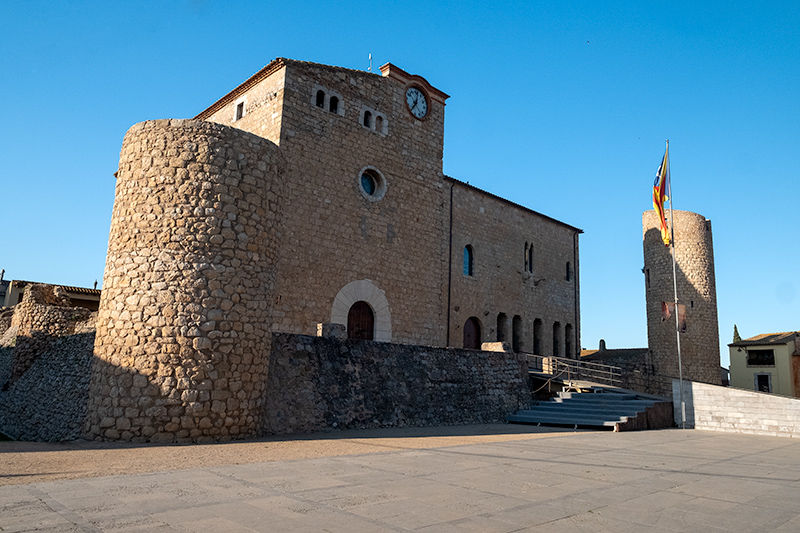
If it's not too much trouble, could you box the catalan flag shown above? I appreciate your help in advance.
[652,143,670,246]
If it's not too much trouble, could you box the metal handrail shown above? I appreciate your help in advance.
[524,353,621,387]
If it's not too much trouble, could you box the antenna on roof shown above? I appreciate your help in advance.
[368,53,372,72]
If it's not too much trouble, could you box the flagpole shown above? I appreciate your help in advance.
[665,139,685,429]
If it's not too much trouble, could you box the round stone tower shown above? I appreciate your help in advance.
[85,119,284,442]
[643,209,721,389]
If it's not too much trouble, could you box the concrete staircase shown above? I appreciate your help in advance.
[507,389,673,431]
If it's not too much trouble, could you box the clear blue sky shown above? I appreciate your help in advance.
[2,1,798,367]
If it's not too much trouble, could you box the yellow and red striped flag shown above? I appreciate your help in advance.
[652,144,670,246]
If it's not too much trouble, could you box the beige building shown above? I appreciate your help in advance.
[729,332,800,396]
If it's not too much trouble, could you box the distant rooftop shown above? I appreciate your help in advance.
[729,332,799,347]
[11,280,100,297]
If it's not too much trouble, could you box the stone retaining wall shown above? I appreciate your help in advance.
[0,284,97,440]
[263,333,529,434]
[0,332,94,440]
[675,379,800,437]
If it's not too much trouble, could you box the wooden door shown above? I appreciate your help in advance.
[463,317,480,349]
[347,301,374,340]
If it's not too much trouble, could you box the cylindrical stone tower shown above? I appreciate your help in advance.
[643,210,721,390]
[85,119,284,443]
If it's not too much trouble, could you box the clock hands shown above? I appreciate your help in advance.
[406,88,426,118]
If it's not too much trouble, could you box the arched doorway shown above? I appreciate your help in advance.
[331,279,392,342]
[512,315,522,352]
[347,301,374,340]
[497,313,507,342]
[533,318,542,355]
[463,317,481,349]
[553,321,562,357]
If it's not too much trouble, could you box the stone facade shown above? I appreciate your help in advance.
[264,333,529,435]
[643,210,721,388]
[448,180,580,356]
[200,60,451,346]
[84,58,581,442]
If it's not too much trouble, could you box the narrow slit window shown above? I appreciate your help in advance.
[235,102,245,121]
[566,261,571,281]
[527,244,534,273]
[524,243,529,272]
[316,90,325,108]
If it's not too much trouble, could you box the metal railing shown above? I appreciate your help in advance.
[525,353,622,387]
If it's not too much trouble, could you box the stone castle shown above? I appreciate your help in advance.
[81,58,582,442]
[0,59,726,442]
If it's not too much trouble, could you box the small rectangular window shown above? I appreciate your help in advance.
[747,349,775,366]
[235,102,245,121]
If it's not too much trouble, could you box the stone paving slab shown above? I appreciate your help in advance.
[3,428,800,531]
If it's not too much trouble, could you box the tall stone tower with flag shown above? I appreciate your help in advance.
[643,209,722,388]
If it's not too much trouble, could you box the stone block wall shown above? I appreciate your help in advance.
[263,333,529,434]
[676,379,800,437]
[201,59,451,347]
[86,119,285,443]
[644,210,720,386]
[448,179,581,355]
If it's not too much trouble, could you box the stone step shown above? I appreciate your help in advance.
[522,404,650,417]
[508,389,666,430]
[557,391,641,401]
[507,412,624,428]
[551,398,657,409]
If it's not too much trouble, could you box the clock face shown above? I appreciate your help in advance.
[406,87,428,119]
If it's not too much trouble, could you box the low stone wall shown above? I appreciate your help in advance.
[263,333,529,434]
[675,379,800,437]
[0,332,94,440]
[6,285,94,387]
[0,284,98,440]
[582,348,674,397]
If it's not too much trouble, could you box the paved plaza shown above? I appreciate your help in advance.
[3,425,800,532]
